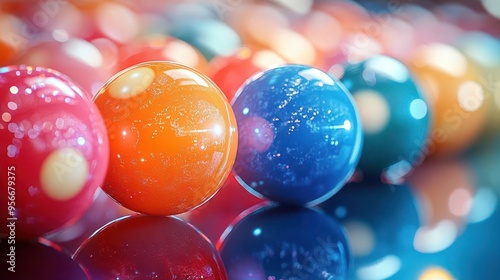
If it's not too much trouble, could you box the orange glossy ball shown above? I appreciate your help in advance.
[93,61,238,215]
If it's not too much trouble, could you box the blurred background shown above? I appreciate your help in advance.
[1,0,499,279]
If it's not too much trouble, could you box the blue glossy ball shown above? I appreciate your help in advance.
[218,205,351,280]
[337,56,430,183]
[232,65,363,205]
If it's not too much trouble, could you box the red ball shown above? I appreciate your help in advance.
[74,215,227,279]
[209,46,286,101]
[117,35,210,74]
[0,65,109,239]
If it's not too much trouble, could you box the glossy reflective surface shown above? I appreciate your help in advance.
[337,55,431,183]
[409,158,475,249]
[0,65,109,239]
[46,189,132,253]
[320,183,420,280]
[0,238,88,280]
[94,61,238,215]
[232,65,363,205]
[186,173,264,243]
[74,215,227,280]
[218,205,351,280]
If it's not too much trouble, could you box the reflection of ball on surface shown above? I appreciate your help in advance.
[320,182,420,280]
[408,158,475,253]
[74,215,227,279]
[0,65,109,239]
[94,61,238,215]
[232,65,363,205]
[218,205,350,280]
[338,56,431,183]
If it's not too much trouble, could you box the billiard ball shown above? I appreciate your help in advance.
[88,2,141,45]
[0,13,23,65]
[224,3,289,48]
[224,2,320,66]
[320,182,420,279]
[12,38,110,98]
[209,46,286,101]
[408,43,487,156]
[218,205,351,280]
[0,65,109,239]
[454,32,500,134]
[336,55,431,183]
[167,18,241,61]
[292,10,343,69]
[93,61,238,215]
[117,35,209,74]
[74,215,227,279]
[232,64,363,205]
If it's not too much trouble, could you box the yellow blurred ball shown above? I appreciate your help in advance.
[408,43,487,156]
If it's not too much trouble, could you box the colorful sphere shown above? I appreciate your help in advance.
[12,38,110,98]
[117,35,209,74]
[93,61,238,215]
[218,205,351,279]
[74,215,227,279]
[0,65,109,239]
[408,43,487,156]
[209,46,286,101]
[232,65,363,205]
[167,18,241,61]
[0,13,24,65]
[337,56,431,183]
[454,32,500,133]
